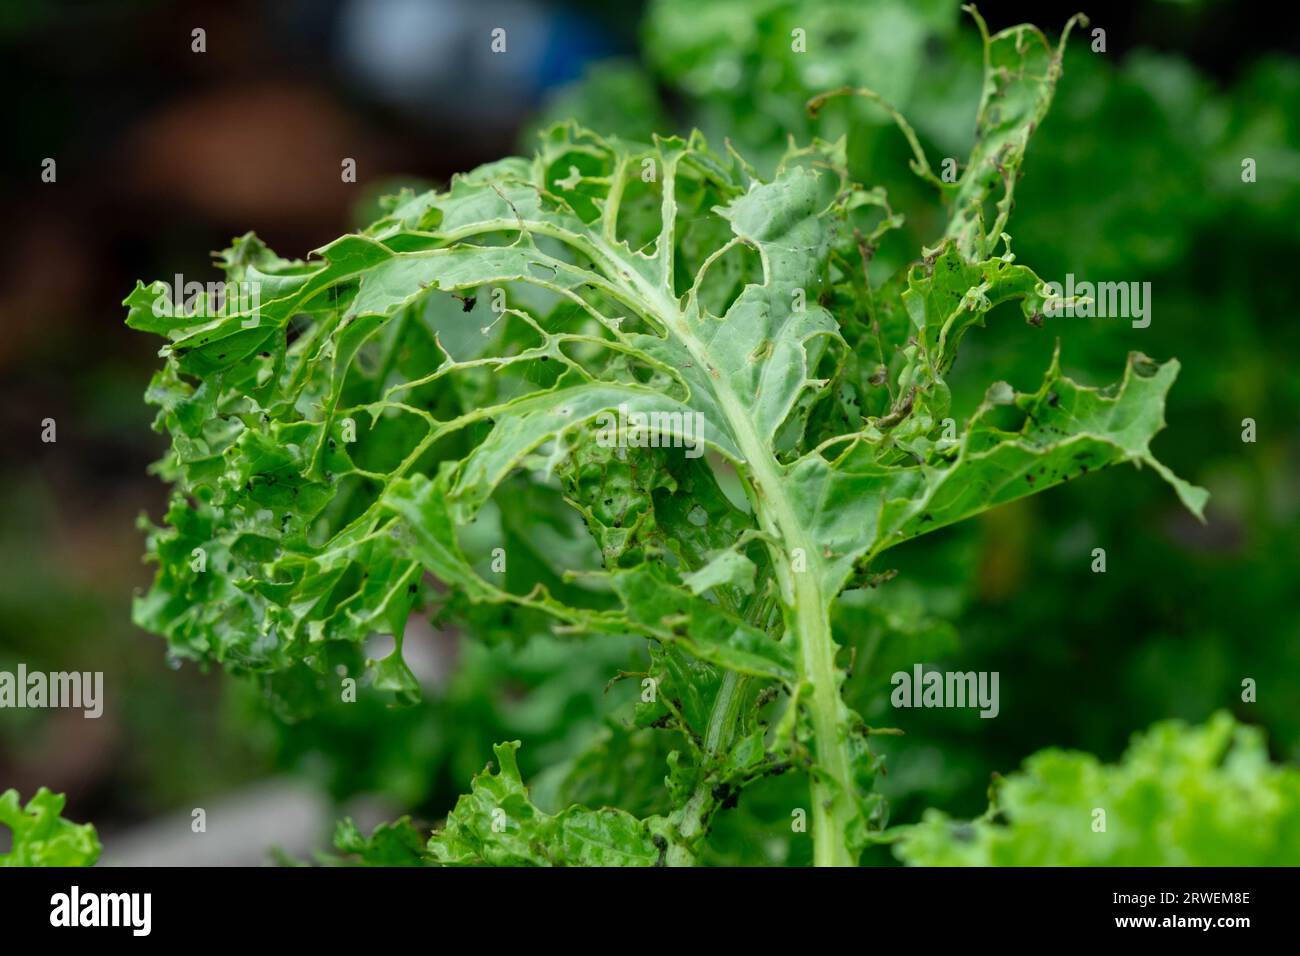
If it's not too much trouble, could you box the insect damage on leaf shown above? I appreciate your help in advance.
[126,8,1205,866]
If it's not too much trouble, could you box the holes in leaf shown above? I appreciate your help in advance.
[613,175,664,253]
[520,350,563,389]
[554,339,681,397]
[704,452,752,516]
[457,230,520,249]
[348,412,428,475]
[694,240,761,317]
[670,173,744,298]
[937,301,1058,422]
[528,260,558,281]
[628,361,660,387]
[544,151,610,224]
[484,474,610,602]
[365,633,398,669]
[312,474,384,547]
[980,401,1030,435]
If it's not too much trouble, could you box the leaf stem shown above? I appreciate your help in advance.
[604,235,860,866]
[666,669,746,866]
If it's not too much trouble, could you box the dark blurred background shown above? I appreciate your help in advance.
[2,0,1298,864]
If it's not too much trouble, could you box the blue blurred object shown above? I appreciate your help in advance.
[336,0,620,129]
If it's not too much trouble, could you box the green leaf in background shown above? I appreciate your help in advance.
[0,788,101,867]
[895,713,1300,865]
[642,0,961,172]
[333,816,429,867]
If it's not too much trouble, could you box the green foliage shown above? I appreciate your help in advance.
[643,0,961,174]
[0,788,101,867]
[333,815,428,867]
[545,0,1300,860]
[426,741,666,866]
[896,713,1300,866]
[127,7,1208,866]
[240,632,645,810]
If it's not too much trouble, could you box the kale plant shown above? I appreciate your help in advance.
[0,789,101,867]
[126,10,1205,866]
[898,712,1300,866]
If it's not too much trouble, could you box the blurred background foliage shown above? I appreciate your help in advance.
[1,0,1297,864]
